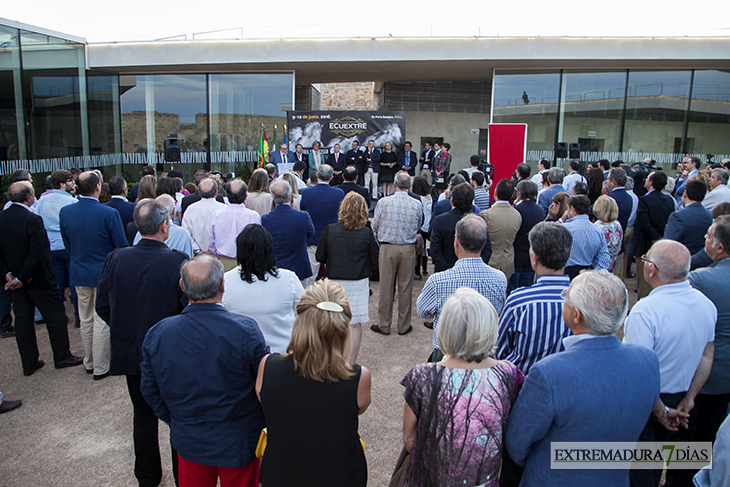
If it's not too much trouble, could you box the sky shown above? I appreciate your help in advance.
[3,0,730,43]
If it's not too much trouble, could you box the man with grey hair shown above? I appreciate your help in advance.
[537,167,566,212]
[300,164,344,286]
[417,214,506,360]
[208,179,261,271]
[141,254,268,483]
[134,194,193,257]
[182,178,226,254]
[262,180,315,284]
[702,168,730,211]
[506,270,662,486]
[498,222,572,374]
[372,171,424,336]
[97,199,188,487]
[624,239,716,487]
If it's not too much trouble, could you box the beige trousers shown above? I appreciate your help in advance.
[377,243,416,334]
[365,169,379,200]
[75,286,110,376]
[218,256,238,273]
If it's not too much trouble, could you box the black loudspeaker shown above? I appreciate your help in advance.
[164,138,181,162]
[556,142,568,159]
[569,143,581,159]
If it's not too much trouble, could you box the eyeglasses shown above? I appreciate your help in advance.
[640,254,659,273]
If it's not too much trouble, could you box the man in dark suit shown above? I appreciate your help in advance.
[292,144,309,179]
[664,178,713,255]
[262,181,315,282]
[362,140,381,198]
[270,143,296,176]
[60,171,128,380]
[96,199,187,487]
[633,170,675,298]
[326,143,345,186]
[430,175,468,233]
[430,183,492,272]
[509,180,546,293]
[397,141,418,176]
[345,140,364,184]
[419,140,435,184]
[606,167,635,278]
[300,165,345,285]
[0,181,83,376]
[338,166,371,208]
[506,270,662,487]
[104,176,136,230]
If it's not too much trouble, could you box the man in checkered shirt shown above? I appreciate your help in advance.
[417,214,507,361]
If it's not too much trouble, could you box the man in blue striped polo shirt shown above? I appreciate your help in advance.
[497,222,573,375]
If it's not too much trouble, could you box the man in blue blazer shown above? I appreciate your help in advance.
[664,179,714,255]
[104,176,136,230]
[505,270,664,487]
[397,141,418,176]
[270,143,295,173]
[300,165,345,285]
[60,171,128,380]
[262,181,315,282]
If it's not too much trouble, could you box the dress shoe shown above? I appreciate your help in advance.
[93,371,111,381]
[423,321,434,329]
[0,329,15,339]
[626,271,636,278]
[74,317,81,328]
[398,325,414,336]
[34,318,46,325]
[0,399,22,414]
[370,324,390,336]
[55,355,84,369]
[85,368,93,374]
[23,360,45,377]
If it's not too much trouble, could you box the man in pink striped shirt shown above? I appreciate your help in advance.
[208,179,261,271]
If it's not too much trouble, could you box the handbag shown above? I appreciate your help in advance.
[388,447,410,487]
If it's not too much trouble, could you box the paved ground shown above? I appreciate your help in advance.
[0,264,640,486]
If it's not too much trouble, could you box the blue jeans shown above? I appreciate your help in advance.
[51,249,78,319]
[507,267,536,295]
[0,287,12,332]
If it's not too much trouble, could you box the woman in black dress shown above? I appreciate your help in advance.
[256,279,372,487]
[379,141,397,197]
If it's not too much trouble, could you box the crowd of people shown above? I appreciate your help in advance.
[0,147,729,487]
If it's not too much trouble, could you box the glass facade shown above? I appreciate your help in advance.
[0,25,24,163]
[493,69,730,172]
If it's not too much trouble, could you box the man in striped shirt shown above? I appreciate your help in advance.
[497,222,573,375]
[560,195,611,279]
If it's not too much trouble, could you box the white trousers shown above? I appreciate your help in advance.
[75,286,110,376]
[304,245,321,289]
[364,169,379,199]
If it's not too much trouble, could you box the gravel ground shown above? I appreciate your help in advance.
[0,262,639,486]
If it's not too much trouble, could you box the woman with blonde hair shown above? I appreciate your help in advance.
[308,141,324,178]
[546,191,570,222]
[281,172,301,210]
[398,287,524,487]
[593,195,623,271]
[256,279,371,487]
[379,141,398,197]
[316,192,378,363]
[245,168,274,217]
[136,174,157,202]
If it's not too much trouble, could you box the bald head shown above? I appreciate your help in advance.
[270,180,291,206]
[647,239,691,284]
[155,194,176,216]
[77,171,101,197]
[198,178,217,199]
[225,179,247,204]
[180,254,225,302]
[7,181,35,206]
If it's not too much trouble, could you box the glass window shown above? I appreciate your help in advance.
[622,70,692,168]
[686,70,730,163]
[120,74,207,178]
[559,71,626,162]
[20,31,86,160]
[492,71,561,166]
[0,25,25,161]
[209,73,293,173]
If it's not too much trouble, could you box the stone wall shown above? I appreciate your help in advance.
[320,82,378,110]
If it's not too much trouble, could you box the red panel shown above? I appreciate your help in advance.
[488,124,527,200]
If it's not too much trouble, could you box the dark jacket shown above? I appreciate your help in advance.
[633,190,675,256]
[262,204,315,280]
[96,239,188,376]
[316,223,378,280]
[397,150,418,176]
[0,204,57,290]
[338,181,371,208]
[663,202,714,255]
[361,149,381,174]
[514,200,546,269]
[141,303,269,469]
[300,183,345,246]
[104,197,137,231]
[430,208,492,272]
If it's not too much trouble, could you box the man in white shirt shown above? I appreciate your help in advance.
[181,178,226,254]
[531,158,550,186]
[702,169,730,210]
[562,160,586,194]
